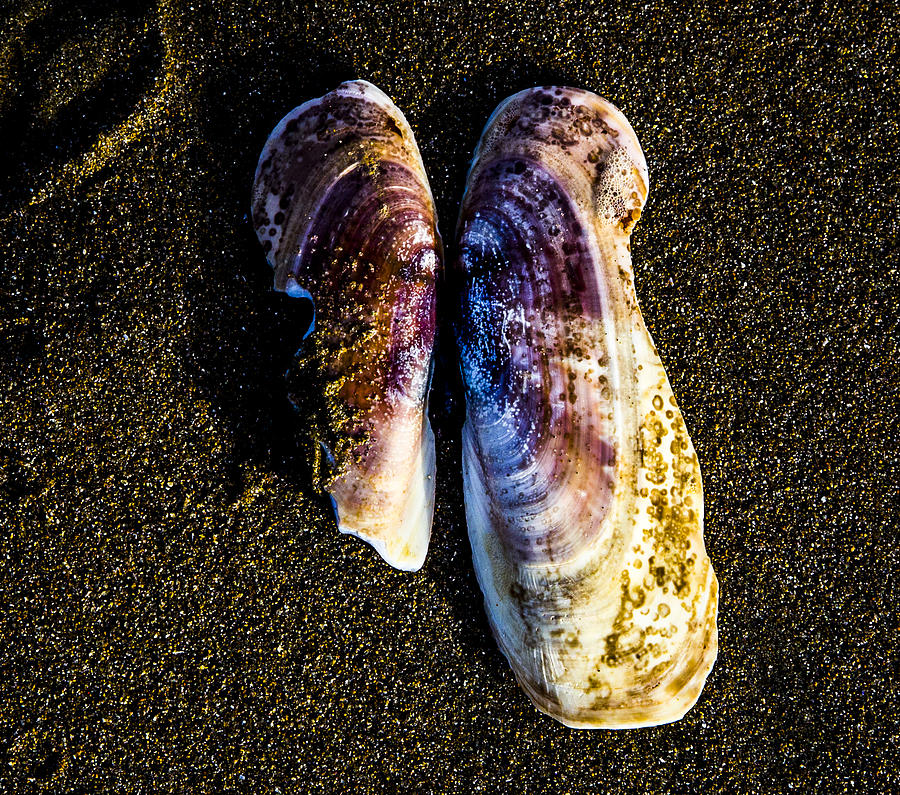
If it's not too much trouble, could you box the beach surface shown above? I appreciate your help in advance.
[1,1,897,792]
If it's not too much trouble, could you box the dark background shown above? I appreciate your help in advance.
[1,1,897,792]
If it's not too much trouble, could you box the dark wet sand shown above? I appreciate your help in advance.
[1,1,897,792]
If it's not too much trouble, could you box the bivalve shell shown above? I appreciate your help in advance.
[252,80,439,571]
[454,87,718,727]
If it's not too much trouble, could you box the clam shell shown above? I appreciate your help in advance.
[455,87,718,727]
[251,80,439,571]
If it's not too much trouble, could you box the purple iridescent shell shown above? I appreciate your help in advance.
[455,87,718,727]
[252,80,439,571]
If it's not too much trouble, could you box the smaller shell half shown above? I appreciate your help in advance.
[251,80,439,571]
[454,87,718,727]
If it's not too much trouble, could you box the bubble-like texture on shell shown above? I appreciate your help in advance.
[455,87,718,727]
[251,81,439,571]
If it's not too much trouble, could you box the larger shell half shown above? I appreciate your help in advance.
[251,80,439,571]
[454,87,718,727]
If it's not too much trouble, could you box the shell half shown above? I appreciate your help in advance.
[454,87,718,727]
[251,80,439,571]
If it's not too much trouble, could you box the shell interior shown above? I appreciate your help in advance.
[455,86,718,728]
[251,80,440,571]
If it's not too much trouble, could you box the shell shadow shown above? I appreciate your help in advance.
[186,40,354,514]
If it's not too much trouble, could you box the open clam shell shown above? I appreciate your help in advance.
[251,80,439,571]
[454,87,718,727]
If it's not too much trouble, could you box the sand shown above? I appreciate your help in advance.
[0,0,897,792]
